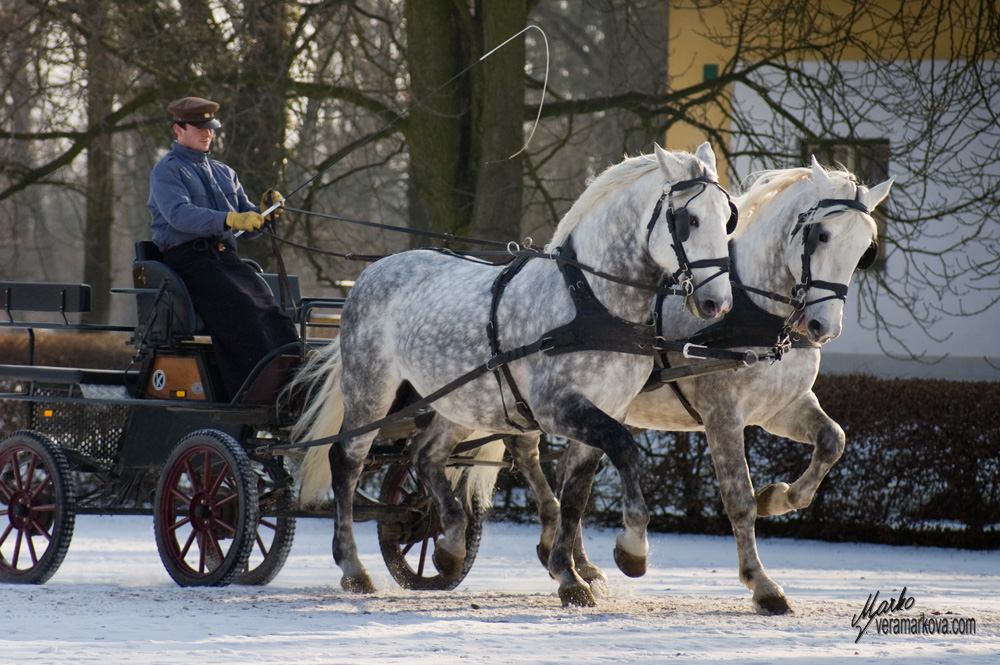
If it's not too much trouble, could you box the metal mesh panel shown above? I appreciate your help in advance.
[30,387,131,464]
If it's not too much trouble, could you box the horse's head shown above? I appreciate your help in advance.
[647,143,734,320]
[786,156,893,343]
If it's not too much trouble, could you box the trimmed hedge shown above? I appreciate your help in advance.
[493,374,1000,550]
[3,332,997,549]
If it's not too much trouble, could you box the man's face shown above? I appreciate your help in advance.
[174,123,215,152]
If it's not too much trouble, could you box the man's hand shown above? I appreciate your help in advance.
[226,210,264,232]
[260,188,284,223]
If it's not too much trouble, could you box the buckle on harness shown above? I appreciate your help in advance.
[682,342,708,359]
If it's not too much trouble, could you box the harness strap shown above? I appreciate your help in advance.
[488,253,541,431]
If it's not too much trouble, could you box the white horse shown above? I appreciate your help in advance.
[293,143,735,605]
[507,158,893,613]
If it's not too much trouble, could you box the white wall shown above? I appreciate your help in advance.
[732,61,1000,381]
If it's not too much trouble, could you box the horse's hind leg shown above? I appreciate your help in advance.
[755,391,845,517]
[329,431,381,593]
[332,354,399,593]
[504,434,561,569]
[705,416,791,615]
[409,417,476,580]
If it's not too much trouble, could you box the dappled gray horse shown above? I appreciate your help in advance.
[294,143,735,604]
[508,158,893,612]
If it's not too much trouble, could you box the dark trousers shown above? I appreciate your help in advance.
[163,240,298,400]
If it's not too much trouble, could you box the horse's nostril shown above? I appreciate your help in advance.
[808,319,825,337]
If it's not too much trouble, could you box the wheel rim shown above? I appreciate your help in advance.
[0,445,58,576]
[158,444,244,578]
[379,464,446,586]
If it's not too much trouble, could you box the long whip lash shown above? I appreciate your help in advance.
[260,24,550,220]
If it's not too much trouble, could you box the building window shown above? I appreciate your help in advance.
[800,138,890,269]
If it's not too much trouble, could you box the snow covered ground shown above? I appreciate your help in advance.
[3,515,998,664]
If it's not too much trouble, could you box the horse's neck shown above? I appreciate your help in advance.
[567,200,660,323]
[732,193,802,316]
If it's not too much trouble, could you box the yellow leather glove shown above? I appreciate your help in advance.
[260,188,284,223]
[225,210,264,232]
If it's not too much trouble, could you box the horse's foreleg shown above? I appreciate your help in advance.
[410,419,475,581]
[705,418,791,615]
[558,442,608,587]
[329,437,378,593]
[504,434,560,569]
[543,398,649,606]
[756,391,845,517]
[549,442,605,606]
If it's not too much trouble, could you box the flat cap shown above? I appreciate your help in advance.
[167,96,222,129]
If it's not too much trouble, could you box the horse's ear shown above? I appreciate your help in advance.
[654,143,683,176]
[861,177,894,212]
[810,155,832,189]
[694,141,717,175]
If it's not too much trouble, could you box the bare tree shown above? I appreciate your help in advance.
[0,0,996,350]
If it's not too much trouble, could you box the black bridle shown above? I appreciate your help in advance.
[644,177,737,296]
[788,189,878,310]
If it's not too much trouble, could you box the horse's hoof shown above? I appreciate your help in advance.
[613,544,647,578]
[753,593,794,616]
[756,482,791,517]
[341,572,377,594]
[576,562,608,586]
[559,583,597,607]
[536,542,551,568]
[432,547,465,581]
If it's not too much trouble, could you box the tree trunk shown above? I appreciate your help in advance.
[403,0,473,241]
[83,0,115,324]
[470,2,527,243]
[222,0,289,269]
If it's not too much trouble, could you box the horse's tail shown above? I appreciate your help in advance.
[446,437,505,515]
[287,337,344,507]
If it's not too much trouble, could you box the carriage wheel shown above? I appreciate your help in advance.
[0,430,76,584]
[236,458,296,586]
[154,430,258,587]
[377,462,485,591]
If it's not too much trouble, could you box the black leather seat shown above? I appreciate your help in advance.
[132,240,206,344]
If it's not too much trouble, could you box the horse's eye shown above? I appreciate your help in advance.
[818,231,830,243]
[689,215,699,228]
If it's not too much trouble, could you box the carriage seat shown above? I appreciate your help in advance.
[132,240,207,344]
[131,241,304,348]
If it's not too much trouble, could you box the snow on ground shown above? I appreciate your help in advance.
[3,515,998,664]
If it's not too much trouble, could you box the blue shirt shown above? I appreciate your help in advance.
[147,142,258,250]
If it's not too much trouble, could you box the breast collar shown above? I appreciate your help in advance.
[673,246,819,352]
[486,243,659,432]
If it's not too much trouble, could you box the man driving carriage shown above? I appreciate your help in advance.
[146,96,298,400]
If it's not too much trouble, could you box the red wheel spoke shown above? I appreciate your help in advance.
[253,532,269,557]
[215,492,239,509]
[259,518,277,532]
[25,530,40,565]
[208,533,224,568]
[183,458,201,492]
[198,533,207,573]
[29,476,52,502]
[208,462,231,496]
[24,454,38,492]
[0,472,14,501]
[415,537,430,577]
[12,454,25,492]
[0,523,13,548]
[210,516,237,536]
[201,452,214,493]
[28,518,52,542]
[179,529,197,558]
[11,529,23,568]
[168,515,192,532]
[169,486,192,504]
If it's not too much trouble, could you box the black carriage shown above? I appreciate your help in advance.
[0,242,491,589]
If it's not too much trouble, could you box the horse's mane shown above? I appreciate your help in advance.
[547,152,680,250]
[734,163,869,235]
